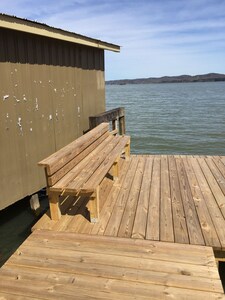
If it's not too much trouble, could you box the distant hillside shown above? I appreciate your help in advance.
[106,73,225,85]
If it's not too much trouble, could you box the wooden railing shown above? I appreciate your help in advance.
[89,107,126,135]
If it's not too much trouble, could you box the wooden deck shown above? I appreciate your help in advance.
[0,230,224,299]
[33,155,225,256]
[1,154,225,299]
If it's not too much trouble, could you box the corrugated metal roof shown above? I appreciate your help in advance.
[0,13,120,52]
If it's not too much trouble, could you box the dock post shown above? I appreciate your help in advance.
[112,119,117,131]
[125,141,130,161]
[119,116,125,135]
[89,107,126,135]
[30,194,41,216]
[112,157,120,181]
[89,186,100,223]
[48,192,61,220]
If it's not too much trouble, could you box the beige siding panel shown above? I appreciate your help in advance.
[0,28,106,210]
[0,62,23,207]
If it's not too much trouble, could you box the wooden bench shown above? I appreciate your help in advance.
[38,123,130,223]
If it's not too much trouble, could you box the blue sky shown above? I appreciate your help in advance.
[1,0,225,80]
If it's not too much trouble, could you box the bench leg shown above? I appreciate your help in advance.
[49,192,61,221]
[112,158,119,181]
[125,142,130,161]
[89,186,100,223]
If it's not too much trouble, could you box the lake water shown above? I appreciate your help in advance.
[106,82,225,155]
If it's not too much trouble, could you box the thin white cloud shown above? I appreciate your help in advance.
[1,0,225,79]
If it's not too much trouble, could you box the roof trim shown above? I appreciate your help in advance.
[0,14,120,52]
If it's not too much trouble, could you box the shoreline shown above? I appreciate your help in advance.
[106,73,225,85]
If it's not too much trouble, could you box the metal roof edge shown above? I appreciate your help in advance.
[0,13,120,52]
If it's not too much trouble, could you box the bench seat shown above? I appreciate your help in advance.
[38,123,130,223]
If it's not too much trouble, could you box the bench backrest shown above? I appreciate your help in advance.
[38,123,110,186]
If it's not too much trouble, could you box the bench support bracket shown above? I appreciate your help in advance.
[89,186,100,223]
[112,158,120,181]
[48,191,61,221]
[125,142,130,161]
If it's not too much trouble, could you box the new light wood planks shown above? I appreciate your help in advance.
[0,230,224,300]
[33,155,225,255]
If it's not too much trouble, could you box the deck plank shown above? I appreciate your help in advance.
[2,258,222,294]
[32,155,225,254]
[176,157,205,245]
[213,156,225,179]
[168,156,189,244]
[146,156,161,240]
[206,158,225,197]
[160,155,174,242]
[198,157,225,219]
[8,244,219,278]
[25,230,217,264]
[0,276,223,300]
[132,156,153,239]
[189,157,225,250]
[118,156,146,237]
[0,231,224,300]
[104,156,139,236]
[183,157,221,249]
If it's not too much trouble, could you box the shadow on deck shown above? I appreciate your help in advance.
[1,154,225,299]
[33,155,225,258]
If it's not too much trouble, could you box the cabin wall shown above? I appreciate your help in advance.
[0,28,105,210]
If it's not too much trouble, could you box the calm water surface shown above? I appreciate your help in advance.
[106,82,225,155]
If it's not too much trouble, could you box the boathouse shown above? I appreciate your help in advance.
[0,14,120,210]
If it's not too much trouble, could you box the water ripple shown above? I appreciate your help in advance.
[106,82,225,155]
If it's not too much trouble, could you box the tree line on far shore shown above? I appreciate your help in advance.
[106,73,225,85]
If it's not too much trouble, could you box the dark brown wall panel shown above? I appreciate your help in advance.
[0,27,105,209]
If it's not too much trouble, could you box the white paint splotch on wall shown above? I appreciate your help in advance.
[3,95,9,101]
[17,117,23,135]
[35,98,39,111]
